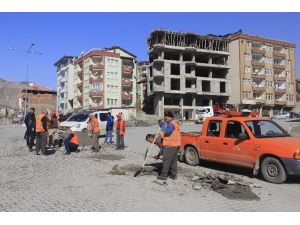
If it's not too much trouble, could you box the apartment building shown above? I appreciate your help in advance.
[54,56,75,114]
[227,31,296,116]
[72,46,136,111]
[136,61,149,110]
[147,29,232,120]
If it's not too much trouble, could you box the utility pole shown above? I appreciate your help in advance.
[8,44,43,121]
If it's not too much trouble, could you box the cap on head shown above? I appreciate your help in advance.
[164,111,174,118]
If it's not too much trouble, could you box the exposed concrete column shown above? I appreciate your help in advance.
[192,96,196,106]
[197,79,202,92]
[180,96,184,119]
[179,52,183,61]
[209,69,213,78]
[180,77,185,91]
[192,54,195,62]
[160,50,164,60]
[161,95,164,118]
[191,66,195,76]
[211,80,220,93]
[180,63,185,75]
[209,99,213,106]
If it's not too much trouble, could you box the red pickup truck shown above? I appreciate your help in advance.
[180,113,300,183]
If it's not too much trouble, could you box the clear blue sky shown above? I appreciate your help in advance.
[0,12,299,90]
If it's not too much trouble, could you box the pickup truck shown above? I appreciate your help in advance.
[180,112,300,184]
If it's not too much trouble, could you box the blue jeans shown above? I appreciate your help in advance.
[104,130,113,143]
[64,140,78,153]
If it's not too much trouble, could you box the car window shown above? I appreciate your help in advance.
[67,114,88,122]
[225,121,248,139]
[207,120,222,137]
[100,113,108,121]
[245,120,288,138]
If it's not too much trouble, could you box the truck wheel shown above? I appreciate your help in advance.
[261,157,287,184]
[184,146,199,166]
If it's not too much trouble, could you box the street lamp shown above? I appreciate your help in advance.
[8,44,43,120]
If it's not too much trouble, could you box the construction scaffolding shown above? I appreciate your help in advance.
[147,29,229,52]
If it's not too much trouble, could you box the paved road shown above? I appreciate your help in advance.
[1,121,300,211]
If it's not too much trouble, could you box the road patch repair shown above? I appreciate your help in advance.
[191,173,260,201]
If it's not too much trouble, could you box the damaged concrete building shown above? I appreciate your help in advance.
[147,29,232,120]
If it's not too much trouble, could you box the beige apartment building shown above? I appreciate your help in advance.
[227,31,296,116]
[72,46,137,111]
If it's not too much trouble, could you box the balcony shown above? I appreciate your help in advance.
[90,64,104,71]
[251,48,266,55]
[273,76,286,82]
[77,82,83,90]
[77,71,84,80]
[251,73,266,80]
[122,67,133,74]
[273,51,286,58]
[251,61,265,67]
[273,64,286,70]
[252,86,265,92]
[274,88,286,93]
[255,98,266,104]
[274,100,287,105]
[89,104,103,110]
[122,92,133,100]
[77,95,83,102]
[89,77,104,83]
[122,80,133,87]
[89,91,104,97]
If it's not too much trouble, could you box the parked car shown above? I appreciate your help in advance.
[180,112,300,184]
[272,113,290,120]
[58,110,111,134]
[195,106,214,124]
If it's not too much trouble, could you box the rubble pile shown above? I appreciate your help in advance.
[192,173,260,201]
[109,164,126,175]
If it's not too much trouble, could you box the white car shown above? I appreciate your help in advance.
[272,113,290,120]
[59,110,111,134]
[195,106,214,123]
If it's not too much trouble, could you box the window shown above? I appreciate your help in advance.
[107,98,110,105]
[207,120,222,137]
[110,99,114,105]
[243,78,251,86]
[225,121,248,139]
[99,113,108,122]
[244,66,251,74]
[115,99,117,105]
[246,120,288,138]
[285,71,290,77]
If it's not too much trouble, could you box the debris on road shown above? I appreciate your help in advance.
[191,173,260,201]
[126,119,152,127]
[109,164,126,175]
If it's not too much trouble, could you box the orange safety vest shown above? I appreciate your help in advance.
[117,119,126,135]
[162,120,181,147]
[70,131,79,145]
[36,113,46,133]
[89,117,100,133]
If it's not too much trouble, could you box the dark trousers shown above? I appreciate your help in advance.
[116,132,124,149]
[160,146,178,177]
[26,128,35,149]
[64,140,78,154]
[35,132,48,155]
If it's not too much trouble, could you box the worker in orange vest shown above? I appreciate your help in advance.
[115,112,126,150]
[88,114,100,152]
[64,128,79,155]
[35,110,49,155]
[157,111,181,180]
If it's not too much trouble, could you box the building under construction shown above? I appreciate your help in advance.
[147,29,232,119]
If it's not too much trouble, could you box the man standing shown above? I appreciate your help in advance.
[157,111,181,180]
[104,112,114,145]
[48,111,59,148]
[88,114,100,152]
[35,111,48,155]
[24,107,36,152]
[64,128,79,154]
[115,112,125,150]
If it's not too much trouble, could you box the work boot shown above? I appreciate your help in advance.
[157,175,167,180]
[169,174,177,180]
[28,148,33,152]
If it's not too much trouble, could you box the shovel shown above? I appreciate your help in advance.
[133,127,161,177]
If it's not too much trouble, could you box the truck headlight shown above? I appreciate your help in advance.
[293,151,300,160]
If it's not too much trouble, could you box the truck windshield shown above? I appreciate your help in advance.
[245,120,289,138]
[67,114,88,122]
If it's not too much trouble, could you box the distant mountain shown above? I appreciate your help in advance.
[0,78,26,109]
